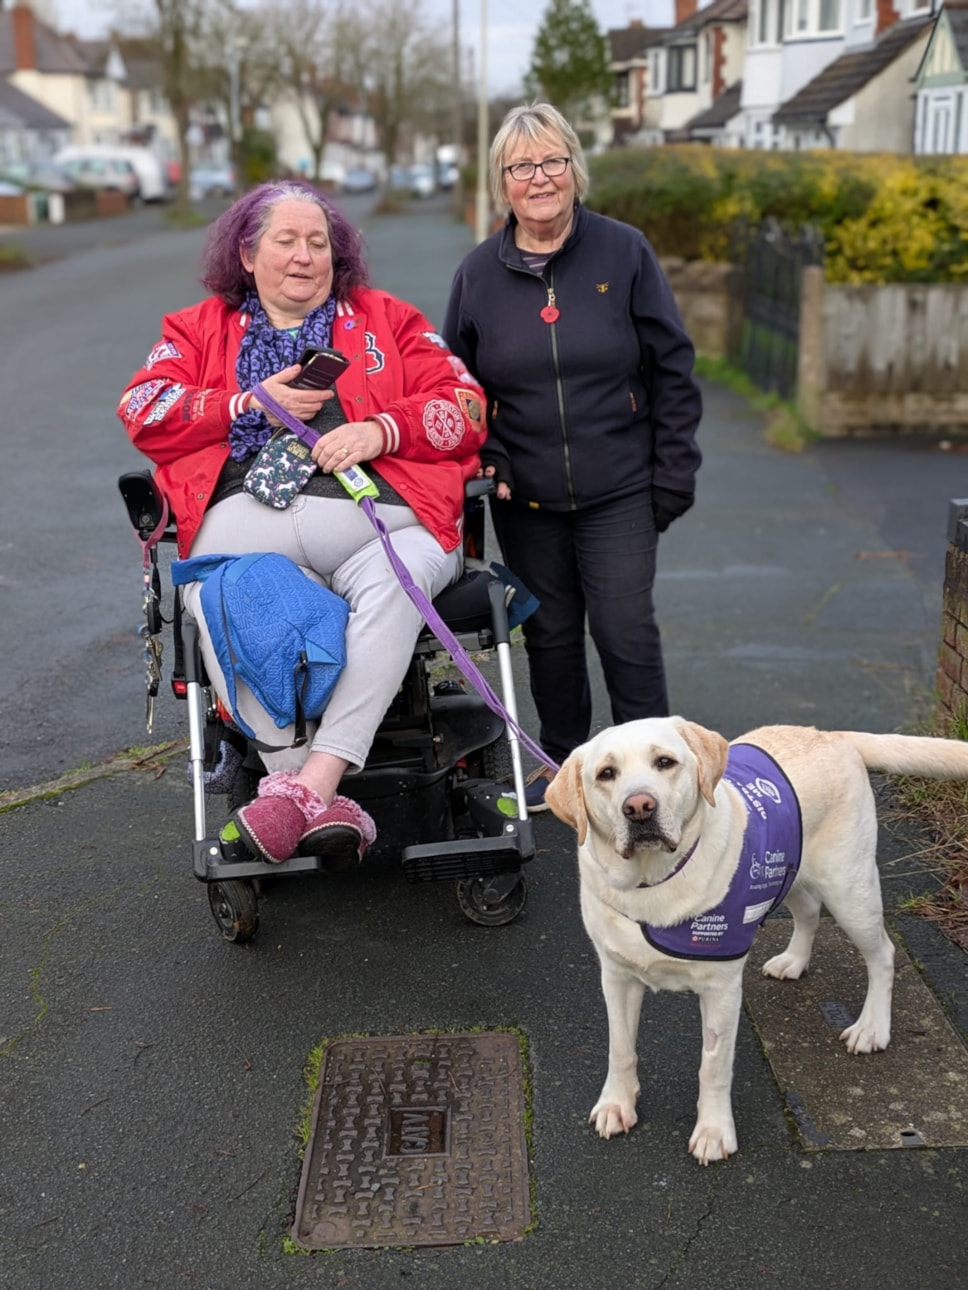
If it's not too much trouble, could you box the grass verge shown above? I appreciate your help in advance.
[694,354,820,453]
[889,710,968,952]
[0,242,35,271]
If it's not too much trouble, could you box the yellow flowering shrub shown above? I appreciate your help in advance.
[587,147,968,284]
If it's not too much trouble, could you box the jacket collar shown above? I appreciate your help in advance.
[498,200,585,269]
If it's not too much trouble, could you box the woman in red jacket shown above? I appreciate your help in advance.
[120,179,485,867]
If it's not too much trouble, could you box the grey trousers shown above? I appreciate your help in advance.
[182,492,461,774]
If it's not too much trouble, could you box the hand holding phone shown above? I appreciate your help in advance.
[291,346,351,391]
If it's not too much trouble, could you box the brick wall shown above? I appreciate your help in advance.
[936,501,968,725]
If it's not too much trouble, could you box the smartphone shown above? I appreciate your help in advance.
[291,346,351,391]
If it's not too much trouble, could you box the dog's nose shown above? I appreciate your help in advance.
[623,792,657,821]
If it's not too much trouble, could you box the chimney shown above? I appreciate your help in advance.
[675,0,698,24]
[630,17,643,25]
[876,0,899,35]
[12,4,37,72]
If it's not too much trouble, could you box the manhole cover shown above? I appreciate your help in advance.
[744,920,968,1149]
[292,1031,531,1249]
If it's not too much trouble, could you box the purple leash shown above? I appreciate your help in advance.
[251,383,557,771]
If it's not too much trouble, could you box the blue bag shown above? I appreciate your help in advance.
[172,552,350,746]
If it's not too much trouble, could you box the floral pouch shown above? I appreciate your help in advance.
[242,431,317,509]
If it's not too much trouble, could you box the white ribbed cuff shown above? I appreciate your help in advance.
[373,412,399,454]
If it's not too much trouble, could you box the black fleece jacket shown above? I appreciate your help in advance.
[442,203,702,511]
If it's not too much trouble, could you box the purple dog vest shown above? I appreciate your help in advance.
[641,743,802,961]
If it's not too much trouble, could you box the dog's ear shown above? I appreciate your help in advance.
[676,719,729,807]
[545,755,588,845]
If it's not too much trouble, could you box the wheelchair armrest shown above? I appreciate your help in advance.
[119,470,169,542]
[464,477,494,500]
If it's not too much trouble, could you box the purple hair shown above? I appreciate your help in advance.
[199,179,369,308]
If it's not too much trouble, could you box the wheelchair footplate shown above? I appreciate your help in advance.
[401,779,535,885]
[192,835,325,883]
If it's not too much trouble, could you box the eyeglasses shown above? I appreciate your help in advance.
[502,156,572,183]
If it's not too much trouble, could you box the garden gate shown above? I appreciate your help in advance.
[731,220,824,400]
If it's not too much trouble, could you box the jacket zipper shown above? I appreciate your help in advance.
[545,266,576,507]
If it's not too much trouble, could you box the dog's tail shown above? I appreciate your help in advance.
[840,731,968,779]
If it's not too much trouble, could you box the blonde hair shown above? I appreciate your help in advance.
[489,102,589,208]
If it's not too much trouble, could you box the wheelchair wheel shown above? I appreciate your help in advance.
[207,879,259,942]
[481,735,514,783]
[456,871,528,927]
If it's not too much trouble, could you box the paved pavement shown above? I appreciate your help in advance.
[2,198,967,1289]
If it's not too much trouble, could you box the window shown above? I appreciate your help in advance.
[650,49,664,95]
[87,78,116,112]
[757,0,770,43]
[667,44,697,91]
[786,0,842,34]
[818,0,840,30]
[615,70,630,108]
[857,0,873,20]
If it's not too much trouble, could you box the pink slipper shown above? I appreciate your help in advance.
[233,771,327,864]
[297,794,377,870]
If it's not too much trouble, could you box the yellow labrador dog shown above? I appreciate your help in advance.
[546,716,968,1165]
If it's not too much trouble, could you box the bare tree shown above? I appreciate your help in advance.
[255,0,367,182]
[152,0,214,209]
[361,0,451,165]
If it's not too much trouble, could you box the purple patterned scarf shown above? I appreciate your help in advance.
[230,292,338,459]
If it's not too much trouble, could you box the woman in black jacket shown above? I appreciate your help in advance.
[443,102,702,811]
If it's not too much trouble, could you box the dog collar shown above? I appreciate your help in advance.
[638,836,700,888]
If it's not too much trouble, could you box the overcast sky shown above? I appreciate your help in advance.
[51,0,674,95]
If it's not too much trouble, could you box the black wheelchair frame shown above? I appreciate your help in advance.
[119,471,535,943]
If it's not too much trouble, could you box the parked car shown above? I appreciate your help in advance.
[1,160,76,193]
[437,162,459,190]
[54,145,169,202]
[341,167,377,194]
[57,154,140,202]
[408,164,436,198]
[188,164,236,199]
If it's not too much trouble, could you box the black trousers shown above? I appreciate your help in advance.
[491,490,668,766]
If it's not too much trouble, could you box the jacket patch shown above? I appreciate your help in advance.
[144,383,186,424]
[455,388,484,433]
[422,330,449,349]
[448,353,474,383]
[422,399,466,450]
[364,331,385,373]
[120,378,165,420]
[145,339,182,369]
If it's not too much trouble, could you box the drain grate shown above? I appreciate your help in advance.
[292,1031,530,1249]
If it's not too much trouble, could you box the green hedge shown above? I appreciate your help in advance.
[586,146,968,284]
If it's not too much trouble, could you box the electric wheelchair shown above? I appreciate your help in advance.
[119,470,535,944]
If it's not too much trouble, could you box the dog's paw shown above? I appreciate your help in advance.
[761,950,808,980]
[840,1018,891,1054]
[589,1099,638,1139]
[688,1120,737,1165]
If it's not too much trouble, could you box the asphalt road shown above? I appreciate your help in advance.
[1,195,967,1289]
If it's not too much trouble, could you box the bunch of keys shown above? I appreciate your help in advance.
[141,626,163,733]
[140,575,163,733]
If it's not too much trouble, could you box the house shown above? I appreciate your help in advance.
[913,2,968,152]
[740,0,937,150]
[636,0,748,144]
[0,73,70,168]
[0,2,94,149]
[772,14,935,149]
[607,19,668,144]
